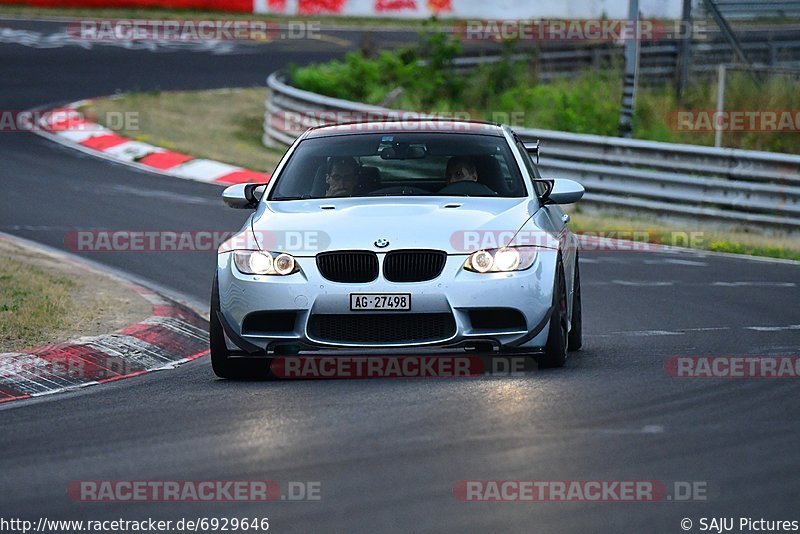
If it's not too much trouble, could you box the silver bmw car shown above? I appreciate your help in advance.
[210,120,584,378]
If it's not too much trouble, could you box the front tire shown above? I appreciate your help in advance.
[567,254,583,352]
[536,258,568,368]
[210,274,269,379]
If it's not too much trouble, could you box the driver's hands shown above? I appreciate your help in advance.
[326,184,350,197]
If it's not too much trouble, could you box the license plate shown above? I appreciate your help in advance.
[350,293,411,311]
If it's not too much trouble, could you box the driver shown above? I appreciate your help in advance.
[325,157,360,197]
[445,157,478,184]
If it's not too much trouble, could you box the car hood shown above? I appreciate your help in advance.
[250,197,540,256]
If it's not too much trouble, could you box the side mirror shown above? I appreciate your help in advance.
[541,179,584,205]
[222,183,267,209]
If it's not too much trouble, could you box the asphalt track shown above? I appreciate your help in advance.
[1,17,799,534]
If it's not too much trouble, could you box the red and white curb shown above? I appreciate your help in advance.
[0,287,209,404]
[0,235,210,404]
[33,100,271,186]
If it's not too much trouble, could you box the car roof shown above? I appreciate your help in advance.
[303,120,506,138]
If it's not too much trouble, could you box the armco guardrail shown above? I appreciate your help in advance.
[517,128,800,227]
[533,35,800,84]
[264,72,800,229]
[699,0,800,20]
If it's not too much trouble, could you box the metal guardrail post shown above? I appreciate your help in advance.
[618,0,640,138]
[676,0,693,101]
[715,63,726,148]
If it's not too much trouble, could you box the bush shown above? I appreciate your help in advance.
[290,30,800,153]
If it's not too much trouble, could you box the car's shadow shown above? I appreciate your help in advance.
[211,350,585,383]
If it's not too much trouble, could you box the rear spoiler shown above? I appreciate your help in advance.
[523,140,540,164]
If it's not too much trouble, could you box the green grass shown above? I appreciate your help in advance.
[290,29,800,153]
[566,209,800,261]
[0,255,76,351]
[82,88,284,173]
[705,240,800,260]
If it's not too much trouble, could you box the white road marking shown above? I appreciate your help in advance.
[713,281,797,287]
[644,258,708,267]
[0,27,247,55]
[745,325,800,332]
[588,324,800,337]
[615,330,685,337]
[595,424,666,435]
[612,280,675,287]
[588,280,797,288]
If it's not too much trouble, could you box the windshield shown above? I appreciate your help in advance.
[269,132,527,200]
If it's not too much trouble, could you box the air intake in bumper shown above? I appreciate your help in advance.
[308,313,456,343]
[242,311,298,334]
[468,308,527,331]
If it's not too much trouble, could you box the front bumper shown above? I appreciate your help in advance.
[216,249,557,353]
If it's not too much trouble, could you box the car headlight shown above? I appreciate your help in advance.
[233,251,299,275]
[463,247,537,273]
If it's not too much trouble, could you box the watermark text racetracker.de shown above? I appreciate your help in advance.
[67,480,321,502]
[64,230,330,254]
[667,110,800,133]
[270,355,539,379]
[455,19,708,42]
[67,18,321,42]
[62,229,707,254]
[271,110,530,133]
[1,353,144,381]
[453,480,709,502]
[0,110,138,132]
[665,356,800,378]
[450,229,706,253]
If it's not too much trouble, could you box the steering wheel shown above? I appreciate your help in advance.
[438,181,497,196]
